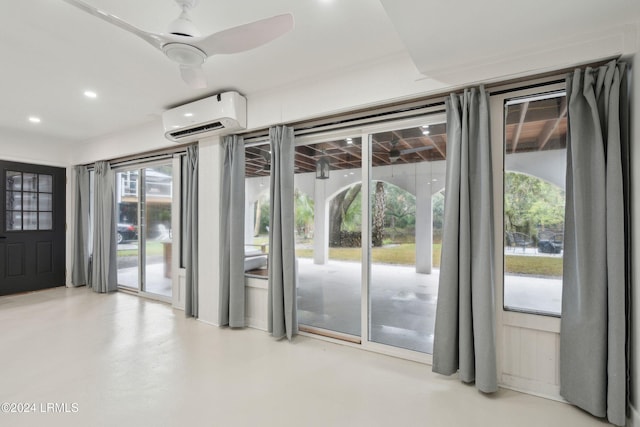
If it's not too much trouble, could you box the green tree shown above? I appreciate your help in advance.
[329,184,362,246]
[294,189,314,239]
[504,172,565,236]
[372,181,386,247]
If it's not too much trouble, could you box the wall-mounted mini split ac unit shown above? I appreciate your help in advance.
[162,91,247,143]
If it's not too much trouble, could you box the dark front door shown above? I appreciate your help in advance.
[0,161,66,295]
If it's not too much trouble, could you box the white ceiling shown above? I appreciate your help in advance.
[1,0,639,145]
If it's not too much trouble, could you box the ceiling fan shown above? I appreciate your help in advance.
[377,140,435,163]
[62,0,295,89]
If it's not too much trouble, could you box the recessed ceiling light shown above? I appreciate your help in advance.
[84,90,98,99]
[184,113,193,117]
[28,117,41,124]
[422,130,430,135]
[346,138,353,144]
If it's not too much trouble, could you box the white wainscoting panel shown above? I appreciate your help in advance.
[245,277,268,331]
[501,324,561,399]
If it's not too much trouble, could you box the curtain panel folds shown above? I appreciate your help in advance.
[560,60,629,426]
[91,161,117,293]
[184,145,199,318]
[268,125,298,340]
[432,86,497,393]
[72,166,90,287]
[219,135,246,327]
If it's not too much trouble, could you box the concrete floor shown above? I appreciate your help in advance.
[298,257,562,353]
[0,287,606,427]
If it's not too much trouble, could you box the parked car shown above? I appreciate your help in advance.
[117,223,138,243]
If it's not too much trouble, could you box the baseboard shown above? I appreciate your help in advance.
[629,404,640,427]
[197,318,219,327]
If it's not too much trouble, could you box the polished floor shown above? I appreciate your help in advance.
[0,287,606,427]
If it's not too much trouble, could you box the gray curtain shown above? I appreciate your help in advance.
[71,166,90,286]
[560,61,629,426]
[184,145,199,318]
[432,86,497,393]
[91,161,117,293]
[268,125,298,340]
[219,135,246,327]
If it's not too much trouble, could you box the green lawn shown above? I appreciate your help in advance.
[296,242,561,276]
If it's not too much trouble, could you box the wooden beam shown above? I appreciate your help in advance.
[537,99,567,150]
[512,101,529,154]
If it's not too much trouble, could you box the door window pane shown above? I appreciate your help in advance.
[6,192,21,210]
[7,171,21,190]
[23,212,37,230]
[369,122,446,354]
[7,211,21,230]
[22,192,37,210]
[39,194,52,211]
[503,93,566,316]
[23,174,36,192]
[295,137,363,338]
[38,212,52,230]
[38,175,53,192]
[143,165,173,297]
[116,164,174,298]
[116,170,140,289]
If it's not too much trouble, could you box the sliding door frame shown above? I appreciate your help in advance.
[295,113,445,364]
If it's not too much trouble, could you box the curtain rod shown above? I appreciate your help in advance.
[241,57,615,145]
[82,143,194,168]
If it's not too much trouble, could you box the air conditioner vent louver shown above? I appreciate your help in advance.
[162,91,247,143]
[169,121,223,139]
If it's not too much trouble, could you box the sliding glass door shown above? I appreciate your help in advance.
[116,162,174,299]
[294,115,446,356]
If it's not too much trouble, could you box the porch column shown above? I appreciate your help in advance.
[415,182,432,274]
[313,179,328,265]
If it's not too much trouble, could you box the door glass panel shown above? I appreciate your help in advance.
[6,192,21,210]
[7,211,21,230]
[38,212,52,230]
[23,174,36,191]
[295,137,362,338]
[116,170,140,289]
[38,175,53,192]
[368,123,446,354]
[143,164,173,297]
[7,171,21,190]
[23,212,37,230]
[23,192,37,210]
[116,165,173,298]
[39,194,52,211]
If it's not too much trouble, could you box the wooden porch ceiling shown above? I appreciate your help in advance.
[245,95,567,178]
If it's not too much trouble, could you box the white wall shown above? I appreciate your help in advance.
[0,128,72,166]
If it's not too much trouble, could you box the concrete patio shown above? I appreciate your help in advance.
[297,257,562,354]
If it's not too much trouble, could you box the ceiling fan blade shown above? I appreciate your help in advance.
[193,13,294,56]
[400,146,435,155]
[180,65,207,89]
[62,0,169,50]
